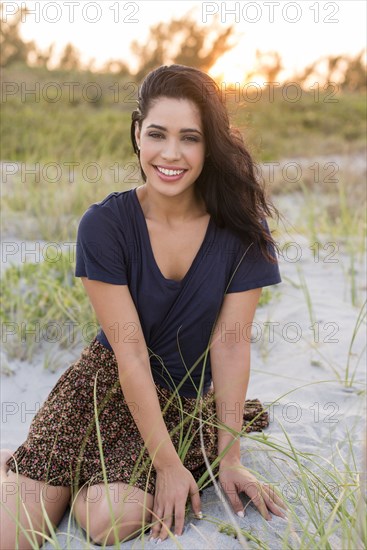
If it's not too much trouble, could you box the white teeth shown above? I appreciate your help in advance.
[156,166,185,176]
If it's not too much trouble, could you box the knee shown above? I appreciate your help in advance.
[89,528,136,546]
[73,492,153,546]
[87,508,149,546]
[71,482,154,545]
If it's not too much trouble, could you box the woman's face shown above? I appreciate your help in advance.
[134,96,206,196]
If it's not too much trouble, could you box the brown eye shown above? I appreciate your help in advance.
[184,136,200,142]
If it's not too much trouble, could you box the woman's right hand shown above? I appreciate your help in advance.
[149,461,202,542]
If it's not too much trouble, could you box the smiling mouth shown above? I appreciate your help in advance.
[154,165,188,176]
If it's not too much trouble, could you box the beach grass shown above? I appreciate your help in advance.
[2,64,366,165]
[0,252,98,364]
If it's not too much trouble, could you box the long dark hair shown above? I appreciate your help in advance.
[130,64,280,262]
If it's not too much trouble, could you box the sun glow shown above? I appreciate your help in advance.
[208,55,248,86]
[208,51,269,87]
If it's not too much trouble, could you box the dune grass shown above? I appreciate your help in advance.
[0,252,97,365]
[2,64,366,165]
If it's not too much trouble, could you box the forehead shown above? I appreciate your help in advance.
[144,97,202,127]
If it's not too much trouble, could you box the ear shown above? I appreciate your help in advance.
[134,121,141,149]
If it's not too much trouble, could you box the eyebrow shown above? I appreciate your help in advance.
[146,124,202,135]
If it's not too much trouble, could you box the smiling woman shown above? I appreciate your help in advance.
[130,65,280,262]
[1,64,285,548]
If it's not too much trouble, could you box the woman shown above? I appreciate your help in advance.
[1,64,287,548]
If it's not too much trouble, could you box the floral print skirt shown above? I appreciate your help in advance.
[6,337,267,497]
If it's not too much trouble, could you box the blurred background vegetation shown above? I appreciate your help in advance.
[1,4,366,363]
[1,4,365,167]
[1,4,366,87]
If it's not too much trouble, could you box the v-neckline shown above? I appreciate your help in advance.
[133,186,212,287]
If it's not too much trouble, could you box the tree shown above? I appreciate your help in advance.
[247,50,283,83]
[58,43,81,71]
[28,43,55,68]
[293,51,367,91]
[131,10,237,82]
[340,49,367,92]
[0,3,36,67]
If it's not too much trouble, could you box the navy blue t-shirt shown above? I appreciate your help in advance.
[75,187,281,397]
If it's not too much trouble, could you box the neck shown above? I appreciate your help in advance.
[136,184,207,225]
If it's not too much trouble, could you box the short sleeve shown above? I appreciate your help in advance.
[225,219,281,293]
[75,204,128,285]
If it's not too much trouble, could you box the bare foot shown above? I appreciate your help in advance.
[0,448,14,477]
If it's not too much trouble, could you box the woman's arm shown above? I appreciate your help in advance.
[81,278,182,470]
[209,288,287,521]
[210,288,262,465]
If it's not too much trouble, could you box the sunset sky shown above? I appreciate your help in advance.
[6,0,367,83]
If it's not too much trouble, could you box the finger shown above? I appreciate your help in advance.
[174,508,186,537]
[158,507,174,542]
[219,480,244,516]
[261,484,288,511]
[260,487,288,519]
[245,481,271,521]
[189,480,202,519]
[149,505,164,540]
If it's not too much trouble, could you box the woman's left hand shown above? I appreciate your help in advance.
[218,459,288,521]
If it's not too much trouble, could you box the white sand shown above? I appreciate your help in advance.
[1,196,366,549]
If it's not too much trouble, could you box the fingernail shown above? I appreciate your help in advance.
[156,538,162,544]
[237,510,245,518]
[195,511,203,519]
[174,533,182,538]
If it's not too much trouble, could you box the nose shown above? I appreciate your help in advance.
[161,138,181,161]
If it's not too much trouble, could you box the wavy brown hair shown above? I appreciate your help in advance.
[130,64,280,262]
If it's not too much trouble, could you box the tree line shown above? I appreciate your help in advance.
[1,3,365,91]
